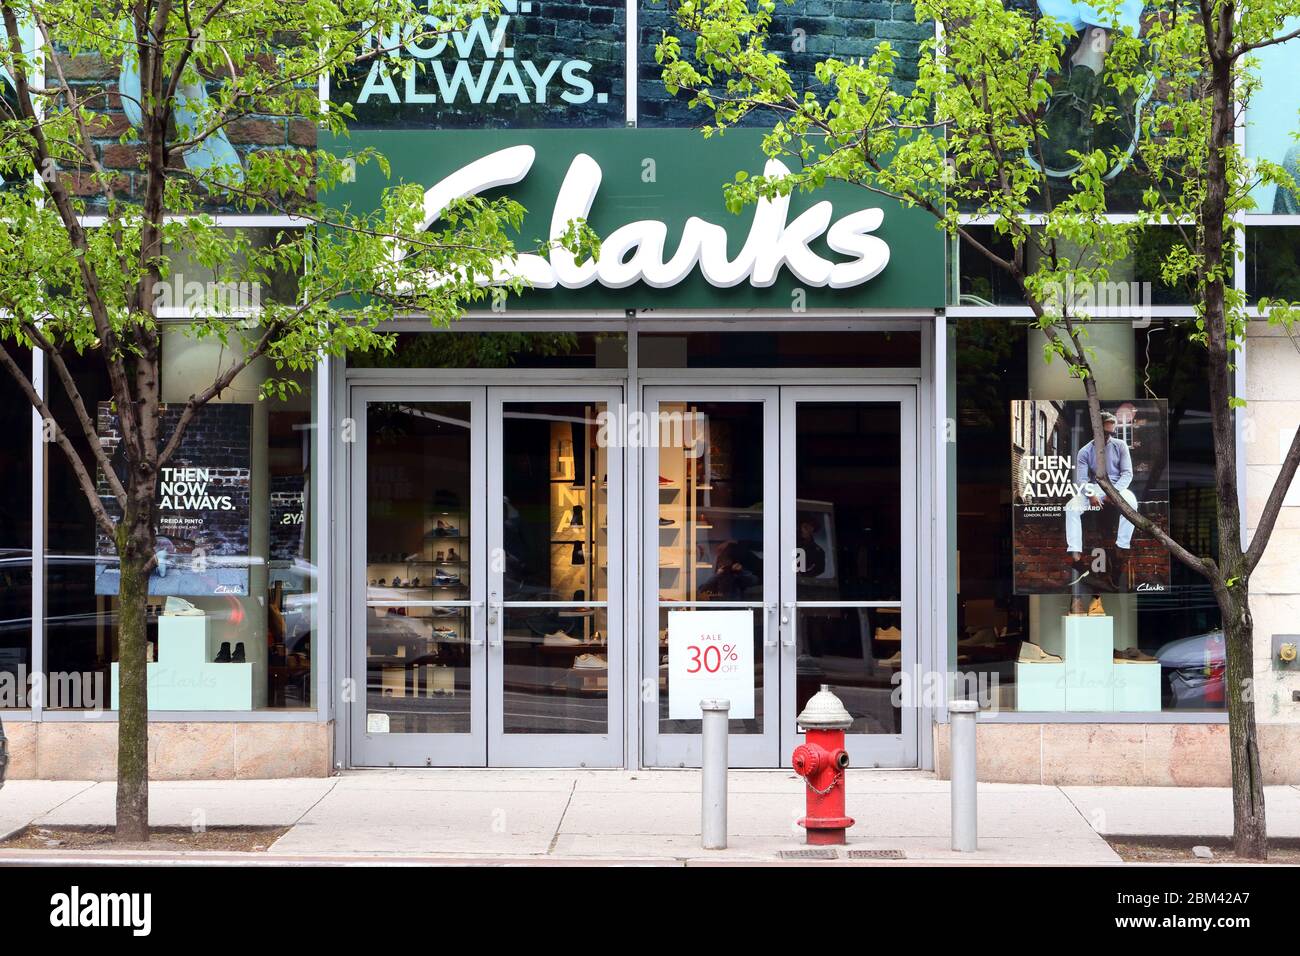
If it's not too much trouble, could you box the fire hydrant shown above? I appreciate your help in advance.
[792,685,854,845]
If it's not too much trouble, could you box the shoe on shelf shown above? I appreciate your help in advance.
[658,475,673,486]
[403,552,422,562]
[433,570,461,586]
[1088,595,1106,617]
[544,631,582,646]
[447,547,460,562]
[163,595,204,617]
[659,517,675,527]
[231,642,246,663]
[215,642,232,663]
[573,653,607,670]
[1114,646,1157,663]
[1018,641,1063,664]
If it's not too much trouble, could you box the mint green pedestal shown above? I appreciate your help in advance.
[1113,662,1162,712]
[111,615,254,711]
[1065,615,1115,712]
[1015,662,1066,711]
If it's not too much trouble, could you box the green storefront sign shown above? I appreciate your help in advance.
[324,128,944,310]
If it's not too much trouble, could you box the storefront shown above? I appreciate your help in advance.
[327,124,945,769]
[2,1,1299,784]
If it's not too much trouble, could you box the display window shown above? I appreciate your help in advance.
[950,318,1223,713]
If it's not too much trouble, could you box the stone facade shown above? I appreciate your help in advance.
[1,720,332,780]
[1244,321,1300,724]
[933,722,1300,786]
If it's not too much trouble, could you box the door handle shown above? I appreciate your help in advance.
[781,602,797,649]
[488,601,503,648]
[468,601,485,648]
[763,602,778,647]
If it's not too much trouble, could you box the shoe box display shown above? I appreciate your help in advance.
[111,610,255,711]
[656,402,740,605]
[528,413,609,690]
[1016,613,1161,712]
[366,487,468,603]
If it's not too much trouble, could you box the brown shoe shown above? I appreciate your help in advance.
[1070,596,1088,616]
[1088,595,1106,616]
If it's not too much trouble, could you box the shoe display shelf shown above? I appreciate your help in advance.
[1017,614,1161,712]
[111,613,254,711]
[657,402,716,604]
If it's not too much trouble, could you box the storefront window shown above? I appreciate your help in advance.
[351,331,627,369]
[44,336,316,712]
[950,318,1222,713]
[1245,228,1300,303]
[951,227,1198,308]
[639,331,921,368]
[0,348,33,709]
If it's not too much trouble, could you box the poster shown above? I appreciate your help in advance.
[667,609,755,720]
[333,0,626,129]
[1011,399,1170,594]
[95,402,253,597]
[1246,17,1300,214]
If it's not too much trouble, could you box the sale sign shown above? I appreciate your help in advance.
[667,609,755,720]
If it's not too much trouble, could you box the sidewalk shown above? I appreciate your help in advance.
[3,771,1300,865]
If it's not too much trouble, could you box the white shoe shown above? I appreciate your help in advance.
[1018,641,1063,664]
[544,631,582,646]
[573,653,607,670]
[163,596,203,617]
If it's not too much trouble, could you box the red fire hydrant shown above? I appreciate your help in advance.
[792,685,854,845]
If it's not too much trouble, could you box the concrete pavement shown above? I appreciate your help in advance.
[2,770,1299,864]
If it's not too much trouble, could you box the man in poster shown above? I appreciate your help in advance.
[1012,398,1170,600]
[1064,411,1138,608]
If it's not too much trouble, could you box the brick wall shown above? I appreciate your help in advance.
[1014,502,1171,592]
[638,0,932,127]
[95,403,252,563]
[49,47,312,212]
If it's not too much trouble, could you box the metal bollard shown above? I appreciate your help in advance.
[949,699,980,852]
[700,698,730,850]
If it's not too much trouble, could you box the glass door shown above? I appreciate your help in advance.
[350,387,486,767]
[641,388,781,767]
[779,387,918,767]
[486,387,624,767]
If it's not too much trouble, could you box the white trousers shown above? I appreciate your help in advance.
[1065,485,1138,553]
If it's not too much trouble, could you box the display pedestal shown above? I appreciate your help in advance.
[1064,615,1115,711]
[111,615,254,711]
[1113,661,1162,711]
[1015,661,1066,711]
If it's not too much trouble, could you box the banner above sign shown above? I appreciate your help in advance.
[323,128,945,311]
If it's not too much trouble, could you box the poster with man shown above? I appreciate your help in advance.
[95,402,253,597]
[1012,399,1170,595]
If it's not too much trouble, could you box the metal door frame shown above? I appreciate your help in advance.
[778,385,919,768]
[640,386,782,767]
[348,386,488,767]
[486,385,625,767]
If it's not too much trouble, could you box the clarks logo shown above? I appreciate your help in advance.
[1136,583,1166,592]
[398,145,891,293]
[50,886,151,936]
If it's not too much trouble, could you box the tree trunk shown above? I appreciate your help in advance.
[114,506,154,843]
[1219,583,1268,858]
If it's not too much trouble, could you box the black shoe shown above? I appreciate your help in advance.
[571,542,585,566]
[231,642,246,663]
[215,642,232,663]
[571,505,584,528]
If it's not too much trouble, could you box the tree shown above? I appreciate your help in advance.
[0,0,590,842]
[656,0,1300,857]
